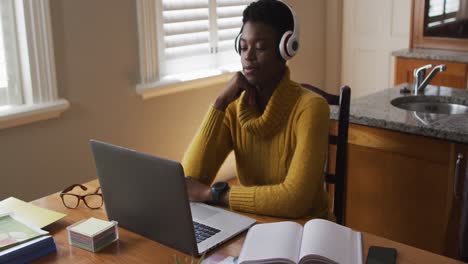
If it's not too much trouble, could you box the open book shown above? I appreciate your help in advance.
[0,213,56,263]
[0,197,65,228]
[0,213,48,250]
[238,219,363,264]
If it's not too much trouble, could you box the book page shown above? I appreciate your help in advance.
[0,213,48,250]
[299,219,362,264]
[238,221,303,264]
[0,197,65,228]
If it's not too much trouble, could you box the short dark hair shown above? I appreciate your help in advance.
[242,0,294,39]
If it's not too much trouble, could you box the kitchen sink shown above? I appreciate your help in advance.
[391,96,468,115]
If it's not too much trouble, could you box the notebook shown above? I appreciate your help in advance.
[89,140,255,256]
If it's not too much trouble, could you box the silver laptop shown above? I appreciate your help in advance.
[89,140,256,256]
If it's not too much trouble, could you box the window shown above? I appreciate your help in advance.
[136,0,253,99]
[0,0,69,129]
[426,0,460,27]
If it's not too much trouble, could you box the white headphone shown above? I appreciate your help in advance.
[234,0,300,61]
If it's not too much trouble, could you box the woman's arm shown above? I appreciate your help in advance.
[229,97,330,218]
[214,72,256,111]
[183,72,254,202]
[182,106,233,186]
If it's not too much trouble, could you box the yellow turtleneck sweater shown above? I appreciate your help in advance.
[182,70,330,219]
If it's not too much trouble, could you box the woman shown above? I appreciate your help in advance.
[182,0,330,219]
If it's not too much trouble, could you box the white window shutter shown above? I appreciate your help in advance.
[160,0,215,79]
[137,0,253,91]
[216,0,251,52]
[215,0,252,71]
[0,0,23,107]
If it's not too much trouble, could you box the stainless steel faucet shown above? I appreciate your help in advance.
[413,64,446,95]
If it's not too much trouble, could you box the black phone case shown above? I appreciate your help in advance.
[366,246,397,264]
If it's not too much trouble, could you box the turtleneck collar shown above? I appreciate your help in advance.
[237,68,300,137]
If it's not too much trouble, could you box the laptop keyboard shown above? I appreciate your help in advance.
[193,221,220,243]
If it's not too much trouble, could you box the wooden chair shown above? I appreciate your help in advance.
[301,84,351,225]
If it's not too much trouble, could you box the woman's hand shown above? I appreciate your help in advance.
[214,72,256,111]
[185,177,211,202]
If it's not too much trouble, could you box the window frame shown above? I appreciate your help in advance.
[411,0,468,51]
[0,0,69,130]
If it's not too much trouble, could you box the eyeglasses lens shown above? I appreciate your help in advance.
[84,195,103,209]
[62,194,79,208]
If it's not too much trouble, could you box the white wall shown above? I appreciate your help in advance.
[341,0,411,98]
[0,0,329,201]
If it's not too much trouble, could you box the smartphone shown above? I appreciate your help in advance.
[366,246,397,264]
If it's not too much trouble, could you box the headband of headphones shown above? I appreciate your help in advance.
[234,0,300,60]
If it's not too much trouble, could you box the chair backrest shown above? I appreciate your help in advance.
[301,84,351,225]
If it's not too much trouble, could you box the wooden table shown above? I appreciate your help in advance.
[30,180,465,264]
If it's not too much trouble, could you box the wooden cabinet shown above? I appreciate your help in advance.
[342,122,467,259]
[394,57,468,89]
[445,144,468,260]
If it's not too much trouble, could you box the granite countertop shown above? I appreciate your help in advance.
[392,48,468,64]
[330,84,468,144]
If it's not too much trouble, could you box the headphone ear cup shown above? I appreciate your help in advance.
[234,33,242,55]
[286,34,299,58]
[279,31,293,60]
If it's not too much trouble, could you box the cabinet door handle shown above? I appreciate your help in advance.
[454,153,464,199]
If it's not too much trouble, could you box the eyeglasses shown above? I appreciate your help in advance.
[59,184,103,209]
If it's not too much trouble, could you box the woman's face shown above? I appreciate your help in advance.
[239,22,286,88]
